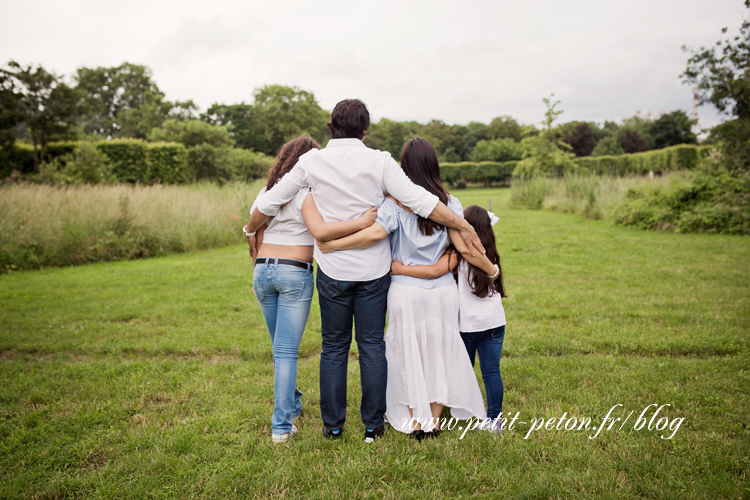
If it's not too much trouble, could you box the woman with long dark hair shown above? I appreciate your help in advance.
[243,136,376,443]
[318,138,498,439]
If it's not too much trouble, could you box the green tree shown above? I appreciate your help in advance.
[513,95,577,178]
[148,119,234,148]
[1,61,79,172]
[682,0,750,172]
[471,138,523,162]
[251,85,329,155]
[649,110,697,149]
[364,118,419,159]
[487,115,523,141]
[420,119,463,162]
[75,63,195,139]
[202,103,262,151]
[0,70,23,158]
[460,121,489,160]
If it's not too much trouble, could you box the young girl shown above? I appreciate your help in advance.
[393,205,506,433]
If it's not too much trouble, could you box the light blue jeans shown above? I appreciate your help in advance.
[253,259,314,435]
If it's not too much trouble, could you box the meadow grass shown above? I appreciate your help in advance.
[509,173,693,221]
[0,181,264,271]
[1,188,749,499]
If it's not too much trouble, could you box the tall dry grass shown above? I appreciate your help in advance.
[0,181,263,270]
[510,172,693,220]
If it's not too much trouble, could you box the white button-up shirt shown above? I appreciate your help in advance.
[255,138,439,281]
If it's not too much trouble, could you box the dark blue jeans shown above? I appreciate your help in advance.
[460,325,505,419]
[316,268,390,430]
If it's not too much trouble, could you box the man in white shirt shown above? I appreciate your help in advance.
[244,99,483,443]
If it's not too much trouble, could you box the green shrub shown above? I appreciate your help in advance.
[187,144,234,182]
[440,161,516,186]
[228,148,273,181]
[97,139,148,183]
[575,145,712,176]
[612,162,750,234]
[0,142,79,177]
[510,177,554,209]
[147,142,188,184]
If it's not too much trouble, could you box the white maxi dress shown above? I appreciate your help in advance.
[376,196,486,433]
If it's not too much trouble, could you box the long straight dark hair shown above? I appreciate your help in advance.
[400,138,449,236]
[266,135,321,189]
[457,205,506,298]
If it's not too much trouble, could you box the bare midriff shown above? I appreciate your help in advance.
[256,243,314,263]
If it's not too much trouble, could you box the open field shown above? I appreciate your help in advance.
[1,188,749,499]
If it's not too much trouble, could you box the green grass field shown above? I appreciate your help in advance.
[1,187,749,499]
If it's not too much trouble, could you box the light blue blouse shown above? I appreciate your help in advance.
[376,195,463,290]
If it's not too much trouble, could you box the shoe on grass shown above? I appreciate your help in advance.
[272,424,297,443]
[323,427,343,440]
[364,424,385,443]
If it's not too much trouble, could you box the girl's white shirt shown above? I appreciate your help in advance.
[250,186,314,246]
[457,260,506,333]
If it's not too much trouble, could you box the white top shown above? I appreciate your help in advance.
[457,260,507,332]
[255,138,439,281]
[250,186,314,246]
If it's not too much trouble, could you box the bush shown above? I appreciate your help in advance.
[228,148,273,181]
[97,139,148,183]
[575,145,712,176]
[0,142,79,177]
[440,161,516,186]
[613,163,750,234]
[147,142,188,184]
[509,177,554,209]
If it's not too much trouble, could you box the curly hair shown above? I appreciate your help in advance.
[266,136,321,189]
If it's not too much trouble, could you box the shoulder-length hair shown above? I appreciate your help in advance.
[400,137,449,236]
[266,135,321,189]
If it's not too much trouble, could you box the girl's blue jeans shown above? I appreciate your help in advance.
[253,259,314,435]
[460,325,505,420]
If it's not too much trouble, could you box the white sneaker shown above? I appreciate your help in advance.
[272,424,297,443]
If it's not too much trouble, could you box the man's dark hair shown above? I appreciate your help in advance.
[327,99,370,139]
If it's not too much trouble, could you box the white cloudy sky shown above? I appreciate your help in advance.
[1,0,745,130]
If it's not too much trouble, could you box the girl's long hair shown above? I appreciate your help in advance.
[400,138,449,236]
[266,135,321,189]
[457,205,506,298]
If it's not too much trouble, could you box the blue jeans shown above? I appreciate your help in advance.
[460,325,505,419]
[316,268,390,430]
[253,259,314,435]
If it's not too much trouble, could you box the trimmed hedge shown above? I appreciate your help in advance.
[146,142,189,184]
[575,145,713,176]
[96,139,148,183]
[0,142,79,176]
[440,161,517,185]
[438,146,712,185]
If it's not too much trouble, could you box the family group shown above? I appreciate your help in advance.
[243,99,507,444]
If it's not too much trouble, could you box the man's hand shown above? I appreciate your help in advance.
[459,221,484,257]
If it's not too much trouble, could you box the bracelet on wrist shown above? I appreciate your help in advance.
[488,264,500,280]
[243,227,256,237]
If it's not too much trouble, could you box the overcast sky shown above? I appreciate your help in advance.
[2,0,745,130]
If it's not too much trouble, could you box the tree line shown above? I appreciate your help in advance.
[0,59,703,183]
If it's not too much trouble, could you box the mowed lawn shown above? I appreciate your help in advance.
[1,187,749,499]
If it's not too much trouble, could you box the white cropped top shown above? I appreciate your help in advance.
[250,186,314,246]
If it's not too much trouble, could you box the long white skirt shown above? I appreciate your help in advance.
[385,282,487,433]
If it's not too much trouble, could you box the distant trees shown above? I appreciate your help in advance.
[0,61,79,171]
[682,0,750,173]
[561,123,596,157]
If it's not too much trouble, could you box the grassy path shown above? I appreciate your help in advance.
[1,188,749,499]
